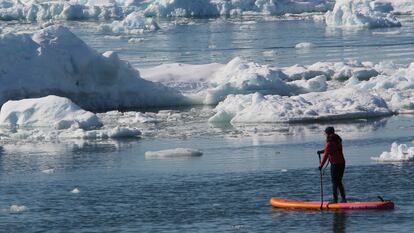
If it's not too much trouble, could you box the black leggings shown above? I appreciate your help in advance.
[331,163,346,202]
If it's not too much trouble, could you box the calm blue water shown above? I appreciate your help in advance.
[1,115,414,232]
[71,16,414,68]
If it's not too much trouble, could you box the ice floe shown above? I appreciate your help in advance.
[295,42,315,49]
[209,88,391,123]
[145,148,203,158]
[0,95,102,130]
[71,188,80,194]
[9,205,28,214]
[325,0,401,28]
[0,25,186,110]
[41,168,55,174]
[372,142,414,161]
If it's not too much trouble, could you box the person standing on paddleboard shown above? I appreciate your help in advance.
[318,127,347,203]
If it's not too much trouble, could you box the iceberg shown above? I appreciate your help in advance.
[372,142,414,161]
[209,88,392,123]
[0,95,102,130]
[325,0,401,28]
[0,26,186,111]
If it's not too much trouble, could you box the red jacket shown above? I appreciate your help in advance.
[320,133,345,167]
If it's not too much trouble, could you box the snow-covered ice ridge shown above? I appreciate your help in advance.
[1,0,413,22]
[0,25,187,111]
[209,89,391,123]
[0,0,146,21]
[0,0,336,21]
[145,0,413,18]
[144,0,335,17]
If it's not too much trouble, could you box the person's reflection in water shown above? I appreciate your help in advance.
[332,211,347,233]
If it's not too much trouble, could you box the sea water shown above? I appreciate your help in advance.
[1,16,414,232]
[1,115,414,232]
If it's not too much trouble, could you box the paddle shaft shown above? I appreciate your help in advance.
[318,153,323,210]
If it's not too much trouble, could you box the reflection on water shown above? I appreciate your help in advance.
[333,211,347,233]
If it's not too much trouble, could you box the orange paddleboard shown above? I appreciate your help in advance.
[270,197,394,210]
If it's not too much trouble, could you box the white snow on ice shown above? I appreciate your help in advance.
[71,188,80,194]
[325,0,401,28]
[8,205,28,214]
[0,0,142,22]
[0,25,186,111]
[1,0,412,23]
[144,0,335,18]
[0,95,102,130]
[209,88,391,123]
[145,148,203,159]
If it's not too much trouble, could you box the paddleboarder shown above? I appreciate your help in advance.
[318,126,347,203]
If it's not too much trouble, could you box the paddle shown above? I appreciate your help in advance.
[317,151,323,210]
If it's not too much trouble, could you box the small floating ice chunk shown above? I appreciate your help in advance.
[71,188,80,194]
[41,168,55,174]
[262,50,278,57]
[281,169,288,172]
[145,148,203,159]
[372,30,401,35]
[372,142,414,161]
[128,38,145,44]
[9,205,28,214]
[295,42,315,49]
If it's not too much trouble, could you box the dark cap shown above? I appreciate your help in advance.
[325,126,335,134]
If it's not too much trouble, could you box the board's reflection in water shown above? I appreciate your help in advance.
[333,211,347,233]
